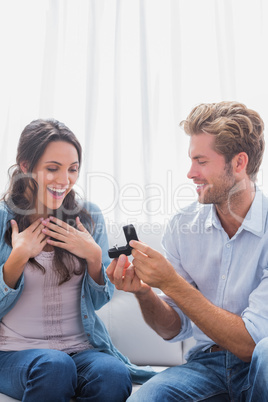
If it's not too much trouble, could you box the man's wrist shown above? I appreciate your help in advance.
[160,272,183,297]
[135,285,152,299]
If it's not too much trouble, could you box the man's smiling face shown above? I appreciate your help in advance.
[187,133,236,206]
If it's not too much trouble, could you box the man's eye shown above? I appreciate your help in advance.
[198,161,207,165]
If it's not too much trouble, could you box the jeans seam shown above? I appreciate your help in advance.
[194,391,230,402]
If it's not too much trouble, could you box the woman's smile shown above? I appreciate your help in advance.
[47,186,68,200]
[32,140,79,213]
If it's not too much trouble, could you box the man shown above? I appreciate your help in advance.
[107,101,268,401]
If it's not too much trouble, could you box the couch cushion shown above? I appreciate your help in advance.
[97,288,185,366]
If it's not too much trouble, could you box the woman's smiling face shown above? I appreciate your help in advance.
[31,140,79,214]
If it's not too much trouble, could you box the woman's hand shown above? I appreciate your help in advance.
[42,216,103,283]
[11,218,48,260]
[3,218,48,288]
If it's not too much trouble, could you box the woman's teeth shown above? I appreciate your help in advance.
[47,187,66,197]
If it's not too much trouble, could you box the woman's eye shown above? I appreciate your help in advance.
[47,167,57,172]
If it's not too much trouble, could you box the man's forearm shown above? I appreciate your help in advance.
[135,287,181,340]
[162,272,256,362]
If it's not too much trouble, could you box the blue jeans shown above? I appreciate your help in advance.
[0,348,132,402]
[128,338,268,402]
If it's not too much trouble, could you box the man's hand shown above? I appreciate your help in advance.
[130,240,178,292]
[106,254,151,295]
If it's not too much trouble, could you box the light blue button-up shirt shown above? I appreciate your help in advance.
[161,188,268,359]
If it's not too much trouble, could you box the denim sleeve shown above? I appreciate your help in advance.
[0,265,24,319]
[0,205,24,318]
[242,267,268,344]
[82,202,114,310]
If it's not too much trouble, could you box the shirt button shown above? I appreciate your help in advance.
[226,244,230,248]
[222,275,226,280]
[84,315,88,319]
[4,287,8,292]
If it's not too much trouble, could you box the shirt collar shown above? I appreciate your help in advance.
[241,186,267,237]
[204,205,220,231]
[204,187,268,237]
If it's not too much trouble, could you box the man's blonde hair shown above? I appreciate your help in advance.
[180,101,265,182]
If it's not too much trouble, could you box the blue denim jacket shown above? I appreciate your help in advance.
[0,201,155,384]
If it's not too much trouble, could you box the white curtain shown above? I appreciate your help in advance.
[0,0,268,234]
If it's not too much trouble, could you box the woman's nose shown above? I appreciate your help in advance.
[57,170,70,185]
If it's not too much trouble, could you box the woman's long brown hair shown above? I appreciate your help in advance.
[2,119,93,284]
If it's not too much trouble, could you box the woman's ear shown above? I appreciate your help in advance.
[20,161,29,173]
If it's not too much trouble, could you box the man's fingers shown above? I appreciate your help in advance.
[112,255,130,285]
[130,240,157,258]
[106,258,118,278]
[124,266,135,280]
[113,254,128,279]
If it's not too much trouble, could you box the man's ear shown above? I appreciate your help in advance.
[20,161,29,173]
[233,152,248,174]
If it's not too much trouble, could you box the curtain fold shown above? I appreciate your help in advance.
[215,0,236,100]
[83,0,99,191]
[39,0,59,117]
[112,0,123,223]
[139,0,153,223]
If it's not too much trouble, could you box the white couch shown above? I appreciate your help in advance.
[0,223,195,401]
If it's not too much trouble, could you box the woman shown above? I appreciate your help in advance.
[0,119,133,402]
